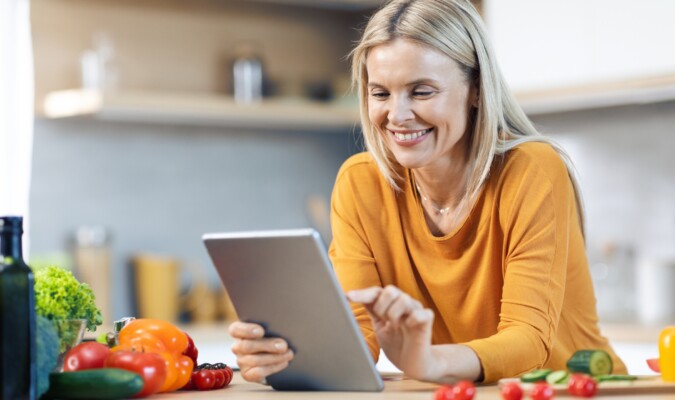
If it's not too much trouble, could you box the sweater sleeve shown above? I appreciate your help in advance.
[463,149,576,382]
[328,162,383,362]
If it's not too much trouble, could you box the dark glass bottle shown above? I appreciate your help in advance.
[0,216,37,400]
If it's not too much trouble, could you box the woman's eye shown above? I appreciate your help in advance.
[413,90,433,97]
[370,92,389,99]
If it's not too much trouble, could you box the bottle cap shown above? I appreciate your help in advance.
[0,216,23,234]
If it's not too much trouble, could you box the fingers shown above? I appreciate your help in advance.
[346,287,382,304]
[229,321,265,340]
[349,285,428,330]
[229,321,294,384]
[405,308,434,329]
[239,352,293,384]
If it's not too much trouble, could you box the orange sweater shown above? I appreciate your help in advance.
[328,142,625,383]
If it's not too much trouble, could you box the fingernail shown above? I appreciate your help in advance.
[252,327,263,336]
[274,341,284,350]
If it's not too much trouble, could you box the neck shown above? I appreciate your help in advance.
[412,160,469,211]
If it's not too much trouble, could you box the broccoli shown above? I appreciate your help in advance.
[36,315,59,398]
[34,266,103,332]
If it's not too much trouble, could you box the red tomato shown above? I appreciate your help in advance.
[63,342,111,372]
[192,369,216,391]
[105,351,167,398]
[222,366,233,386]
[647,358,661,373]
[434,385,454,400]
[452,380,475,400]
[530,382,554,400]
[567,373,588,390]
[568,375,597,398]
[500,381,523,400]
[183,332,199,364]
[212,369,226,389]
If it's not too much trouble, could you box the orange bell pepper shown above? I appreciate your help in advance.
[113,318,194,392]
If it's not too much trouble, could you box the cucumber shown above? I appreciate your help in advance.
[545,370,569,384]
[43,368,144,399]
[567,349,613,376]
[595,374,638,382]
[520,369,552,382]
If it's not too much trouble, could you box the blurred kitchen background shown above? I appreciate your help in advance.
[12,0,675,369]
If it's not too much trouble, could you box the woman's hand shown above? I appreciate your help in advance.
[347,285,437,381]
[228,321,294,384]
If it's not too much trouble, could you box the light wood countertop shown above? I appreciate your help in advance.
[151,372,675,399]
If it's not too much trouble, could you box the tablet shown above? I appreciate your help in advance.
[202,228,384,392]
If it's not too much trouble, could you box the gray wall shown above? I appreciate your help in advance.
[532,100,675,322]
[29,118,360,319]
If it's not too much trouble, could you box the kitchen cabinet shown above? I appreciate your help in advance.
[484,0,675,115]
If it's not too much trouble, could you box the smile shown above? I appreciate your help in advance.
[389,128,433,141]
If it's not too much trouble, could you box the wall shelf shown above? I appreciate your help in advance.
[42,89,361,132]
[516,73,675,116]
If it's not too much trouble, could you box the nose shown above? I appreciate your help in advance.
[387,95,414,125]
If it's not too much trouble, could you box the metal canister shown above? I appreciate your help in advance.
[232,45,263,104]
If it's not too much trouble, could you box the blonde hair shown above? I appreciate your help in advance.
[350,0,585,231]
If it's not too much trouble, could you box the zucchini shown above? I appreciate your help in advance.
[595,374,638,382]
[545,370,569,384]
[521,369,552,382]
[567,350,613,376]
[43,368,143,399]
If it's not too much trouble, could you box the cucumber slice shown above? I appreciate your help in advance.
[545,370,569,384]
[521,369,552,382]
[567,350,613,376]
[595,374,638,382]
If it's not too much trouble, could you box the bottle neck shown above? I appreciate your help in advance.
[0,216,24,261]
[0,232,23,260]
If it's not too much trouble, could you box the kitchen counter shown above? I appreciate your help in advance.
[151,372,675,399]
[181,321,664,376]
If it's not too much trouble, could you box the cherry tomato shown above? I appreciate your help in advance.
[63,342,111,372]
[647,358,661,373]
[105,351,167,398]
[568,375,597,398]
[500,381,523,400]
[192,369,216,391]
[212,369,226,389]
[183,332,199,364]
[222,366,233,386]
[452,380,475,400]
[567,373,587,390]
[530,382,554,400]
[434,384,454,400]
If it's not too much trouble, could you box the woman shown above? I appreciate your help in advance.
[229,0,626,384]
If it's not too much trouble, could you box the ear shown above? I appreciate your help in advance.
[470,81,480,108]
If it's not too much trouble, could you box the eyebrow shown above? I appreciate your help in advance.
[367,78,440,88]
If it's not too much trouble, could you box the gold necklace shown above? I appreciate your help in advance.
[415,183,451,216]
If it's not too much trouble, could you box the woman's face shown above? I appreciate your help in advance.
[366,38,476,172]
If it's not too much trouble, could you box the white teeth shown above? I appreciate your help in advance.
[392,128,432,141]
